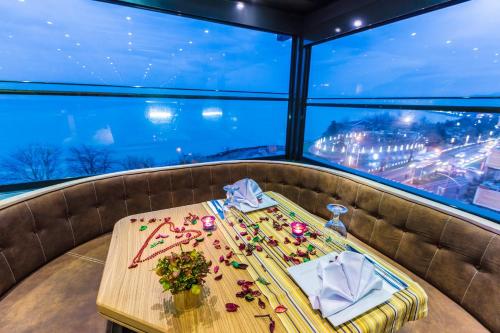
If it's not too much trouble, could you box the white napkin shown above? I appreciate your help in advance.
[309,251,383,317]
[225,178,263,209]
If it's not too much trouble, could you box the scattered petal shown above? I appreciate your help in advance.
[275,305,288,313]
[257,277,270,285]
[258,298,266,309]
[214,274,223,281]
[214,265,219,274]
[270,319,276,333]
[225,303,239,312]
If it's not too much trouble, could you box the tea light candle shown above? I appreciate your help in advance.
[290,221,307,238]
[201,215,216,231]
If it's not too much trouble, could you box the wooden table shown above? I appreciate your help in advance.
[97,192,427,333]
[97,203,285,333]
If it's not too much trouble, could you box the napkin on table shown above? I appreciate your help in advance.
[225,178,263,209]
[309,251,383,317]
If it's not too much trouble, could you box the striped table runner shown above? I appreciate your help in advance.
[203,191,428,333]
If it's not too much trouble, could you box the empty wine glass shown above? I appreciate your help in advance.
[325,204,348,238]
[223,184,239,210]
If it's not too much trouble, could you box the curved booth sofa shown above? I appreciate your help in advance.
[0,160,498,333]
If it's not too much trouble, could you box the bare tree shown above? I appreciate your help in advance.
[120,156,155,170]
[66,144,113,176]
[1,144,62,181]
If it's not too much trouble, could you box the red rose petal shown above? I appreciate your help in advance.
[214,265,219,274]
[258,298,266,309]
[275,305,287,313]
[219,255,224,263]
[214,274,223,281]
[225,303,239,312]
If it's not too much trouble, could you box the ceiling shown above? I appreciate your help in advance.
[240,0,338,14]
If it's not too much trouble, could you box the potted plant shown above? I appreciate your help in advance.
[155,249,211,311]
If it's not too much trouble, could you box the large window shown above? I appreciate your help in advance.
[0,0,291,189]
[304,0,500,221]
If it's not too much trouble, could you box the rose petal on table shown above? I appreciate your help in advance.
[270,319,276,333]
[258,298,266,309]
[214,274,223,281]
[219,255,224,263]
[225,303,239,312]
[214,265,219,274]
[275,305,287,313]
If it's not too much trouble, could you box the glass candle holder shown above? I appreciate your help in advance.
[201,215,216,231]
[290,221,307,238]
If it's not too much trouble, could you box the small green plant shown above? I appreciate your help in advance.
[155,249,211,295]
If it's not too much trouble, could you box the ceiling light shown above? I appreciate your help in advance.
[204,29,209,34]
[353,19,363,28]
[236,2,245,10]
[47,21,53,25]
[335,27,341,33]
[410,32,417,36]
[125,16,132,21]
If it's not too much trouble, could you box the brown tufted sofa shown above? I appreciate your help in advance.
[0,160,498,333]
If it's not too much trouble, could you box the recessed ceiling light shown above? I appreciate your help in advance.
[335,27,341,33]
[47,21,53,25]
[125,16,132,21]
[353,19,363,28]
[410,32,417,36]
[204,29,209,34]
[236,2,245,10]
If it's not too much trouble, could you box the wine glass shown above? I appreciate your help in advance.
[325,204,348,238]
[223,184,239,210]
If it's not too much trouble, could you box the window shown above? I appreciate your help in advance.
[304,0,500,221]
[0,0,291,189]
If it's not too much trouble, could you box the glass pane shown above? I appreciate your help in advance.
[308,0,500,98]
[0,95,287,184]
[303,106,500,219]
[0,0,291,93]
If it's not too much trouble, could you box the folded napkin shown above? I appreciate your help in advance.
[309,251,383,317]
[225,178,263,209]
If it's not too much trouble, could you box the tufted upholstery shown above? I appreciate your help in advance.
[0,161,498,332]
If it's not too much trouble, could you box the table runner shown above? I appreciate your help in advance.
[203,191,428,333]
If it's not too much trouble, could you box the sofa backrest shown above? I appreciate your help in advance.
[0,161,498,331]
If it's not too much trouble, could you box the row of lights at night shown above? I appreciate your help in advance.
[315,141,425,154]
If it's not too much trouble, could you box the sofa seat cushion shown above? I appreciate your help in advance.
[346,234,489,333]
[0,234,112,333]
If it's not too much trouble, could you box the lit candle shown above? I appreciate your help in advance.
[201,215,216,231]
[290,222,307,238]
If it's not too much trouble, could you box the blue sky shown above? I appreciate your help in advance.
[0,0,291,93]
[309,0,500,98]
